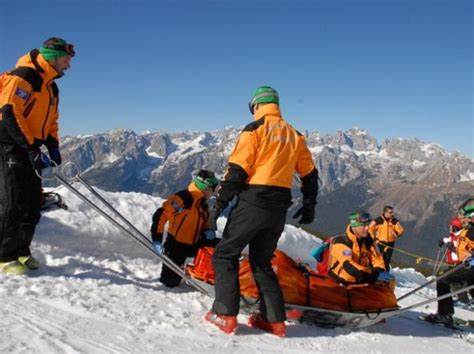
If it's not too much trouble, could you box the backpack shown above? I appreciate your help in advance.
[312,235,341,276]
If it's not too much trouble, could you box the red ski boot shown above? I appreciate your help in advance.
[248,312,286,337]
[204,311,237,334]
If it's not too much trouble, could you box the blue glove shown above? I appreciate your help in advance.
[377,271,394,283]
[153,241,164,255]
[310,243,329,262]
[465,257,474,268]
[48,146,62,166]
[203,229,216,240]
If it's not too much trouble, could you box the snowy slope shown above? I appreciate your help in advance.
[1,186,473,353]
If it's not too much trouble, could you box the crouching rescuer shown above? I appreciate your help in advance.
[150,170,220,288]
[204,86,319,336]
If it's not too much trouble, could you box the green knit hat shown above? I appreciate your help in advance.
[248,86,279,113]
[349,211,371,227]
[39,37,75,60]
[193,170,220,191]
[463,204,474,218]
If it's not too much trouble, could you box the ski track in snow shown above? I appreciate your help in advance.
[1,186,473,352]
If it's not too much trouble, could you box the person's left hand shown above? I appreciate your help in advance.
[377,271,394,283]
[293,203,315,225]
[48,146,62,166]
[208,207,221,230]
[203,229,216,240]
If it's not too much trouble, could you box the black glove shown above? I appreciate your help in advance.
[27,148,50,170]
[438,239,445,248]
[45,136,62,166]
[391,218,399,225]
[293,203,315,225]
[151,231,163,243]
[446,242,456,253]
[48,146,61,165]
[208,206,221,230]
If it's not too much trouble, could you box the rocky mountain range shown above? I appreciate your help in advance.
[51,127,474,269]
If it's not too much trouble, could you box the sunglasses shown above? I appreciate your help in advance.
[46,43,75,57]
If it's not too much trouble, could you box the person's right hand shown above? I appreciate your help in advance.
[153,241,164,255]
[28,149,51,170]
[208,206,221,230]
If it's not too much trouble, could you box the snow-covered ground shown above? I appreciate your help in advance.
[1,185,473,353]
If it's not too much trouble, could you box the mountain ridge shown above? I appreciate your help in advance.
[53,127,473,268]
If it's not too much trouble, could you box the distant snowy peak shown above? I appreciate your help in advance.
[58,126,473,196]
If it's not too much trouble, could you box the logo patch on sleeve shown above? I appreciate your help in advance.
[15,88,30,100]
[342,250,352,256]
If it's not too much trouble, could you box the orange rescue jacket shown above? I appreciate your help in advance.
[369,215,405,243]
[0,50,60,149]
[217,103,318,210]
[457,225,474,261]
[152,183,210,245]
[328,225,386,285]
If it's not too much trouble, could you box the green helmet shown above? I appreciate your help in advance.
[248,86,279,114]
[193,170,220,191]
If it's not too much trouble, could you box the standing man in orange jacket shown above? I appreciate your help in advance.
[369,205,405,270]
[0,37,74,275]
[204,86,319,336]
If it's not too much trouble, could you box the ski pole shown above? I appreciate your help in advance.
[433,248,448,276]
[61,162,151,243]
[76,174,147,241]
[397,262,467,302]
[54,173,211,295]
[432,247,442,276]
[397,284,474,316]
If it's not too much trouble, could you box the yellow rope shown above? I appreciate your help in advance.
[377,241,452,267]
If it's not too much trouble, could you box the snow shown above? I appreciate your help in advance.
[460,171,474,182]
[145,146,164,159]
[1,185,473,352]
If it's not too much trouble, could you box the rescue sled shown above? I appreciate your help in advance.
[186,247,400,328]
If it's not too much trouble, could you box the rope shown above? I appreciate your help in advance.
[301,226,454,268]
[377,241,453,267]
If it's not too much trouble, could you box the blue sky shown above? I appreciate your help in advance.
[1,0,472,157]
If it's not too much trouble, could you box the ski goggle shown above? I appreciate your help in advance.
[450,226,462,233]
[349,212,371,227]
[463,205,474,218]
[45,42,75,57]
[194,175,220,191]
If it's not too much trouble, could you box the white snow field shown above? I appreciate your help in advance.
[1,185,473,353]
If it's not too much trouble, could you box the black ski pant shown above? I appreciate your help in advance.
[211,199,287,323]
[437,266,474,315]
[0,144,41,262]
[160,236,219,288]
[381,241,395,270]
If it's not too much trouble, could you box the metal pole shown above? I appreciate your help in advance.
[397,284,474,315]
[54,174,211,295]
[397,262,467,302]
[75,175,147,242]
